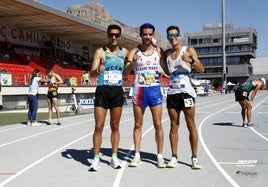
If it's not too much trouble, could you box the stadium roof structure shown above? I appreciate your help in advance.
[0,0,140,49]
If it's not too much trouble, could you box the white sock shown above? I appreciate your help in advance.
[135,152,140,158]
[157,154,163,159]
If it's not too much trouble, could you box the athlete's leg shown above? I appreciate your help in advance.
[150,104,164,154]
[183,106,198,157]
[93,107,107,155]
[167,108,180,157]
[110,106,123,154]
[132,104,145,153]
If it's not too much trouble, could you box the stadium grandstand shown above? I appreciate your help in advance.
[0,0,169,109]
[0,0,141,86]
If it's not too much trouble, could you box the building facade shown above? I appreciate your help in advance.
[183,22,257,87]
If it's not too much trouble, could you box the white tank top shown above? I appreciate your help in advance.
[166,46,196,97]
[133,47,161,87]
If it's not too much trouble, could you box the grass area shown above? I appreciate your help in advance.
[0,111,91,126]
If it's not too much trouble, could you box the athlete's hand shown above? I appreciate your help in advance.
[132,53,140,64]
[98,59,105,73]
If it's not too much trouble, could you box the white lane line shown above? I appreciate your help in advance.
[0,133,91,187]
[0,120,91,148]
[113,117,169,187]
[199,103,240,187]
[250,96,268,141]
[218,162,238,165]
[198,94,268,187]
[0,126,25,133]
[0,117,134,187]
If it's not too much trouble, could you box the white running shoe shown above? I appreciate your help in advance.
[88,159,100,171]
[166,157,178,168]
[110,157,121,169]
[157,157,166,168]
[31,121,40,126]
[27,121,32,126]
[242,122,248,128]
[128,156,142,167]
[191,157,202,170]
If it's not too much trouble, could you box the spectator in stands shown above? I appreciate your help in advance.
[2,38,12,60]
[82,71,90,86]
[88,24,129,171]
[27,69,50,126]
[46,68,63,125]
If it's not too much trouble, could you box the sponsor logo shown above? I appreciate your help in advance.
[77,99,94,105]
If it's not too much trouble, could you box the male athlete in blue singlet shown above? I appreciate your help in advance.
[89,24,129,171]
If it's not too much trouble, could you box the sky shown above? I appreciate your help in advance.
[37,0,268,56]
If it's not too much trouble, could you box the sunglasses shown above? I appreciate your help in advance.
[167,33,179,40]
[108,33,121,38]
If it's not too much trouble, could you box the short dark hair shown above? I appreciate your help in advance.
[107,24,121,34]
[166,25,180,36]
[140,23,155,35]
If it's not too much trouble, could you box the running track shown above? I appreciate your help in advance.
[0,91,267,187]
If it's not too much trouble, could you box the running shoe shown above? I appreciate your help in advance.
[88,159,100,172]
[242,122,248,128]
[27,121,31,126]
[247,123,259,128]
[128,156,142,167]
[166,157,178,168]
[31,121,40,126]
[157,157,166,168]
[191,157,202,170]
[56,122,61,125]
[110,157,121,169]
[47,121,53,125]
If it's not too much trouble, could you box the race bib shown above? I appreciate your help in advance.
[104,71,122,85]
[170,74,185,89]
[242,91,248,97]
[52,91,57,96]
[184,98,194,107]
[138,72,155,85]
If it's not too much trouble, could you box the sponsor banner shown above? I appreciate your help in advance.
[76,98,94,105]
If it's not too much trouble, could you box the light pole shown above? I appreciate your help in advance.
[222,0,227,89]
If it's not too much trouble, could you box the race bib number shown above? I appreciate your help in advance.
[170,74,185,89]
[52,91,57,96]
[184,98,194,107]
[242,91,248,97]
[104,71,122,85]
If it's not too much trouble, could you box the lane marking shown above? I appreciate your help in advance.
[250,96,268,141]
[0,126,25,133]
[199,94,268,187]
[199,103,240,187]
[113,117,169,187]
[0,117,134,187]
[0,120,93,148]
[0,133,91,187]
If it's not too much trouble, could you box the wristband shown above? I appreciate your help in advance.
[190,59,195,65]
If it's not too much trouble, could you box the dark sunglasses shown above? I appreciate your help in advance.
[167,33,179,40]
[108,33,121,38]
